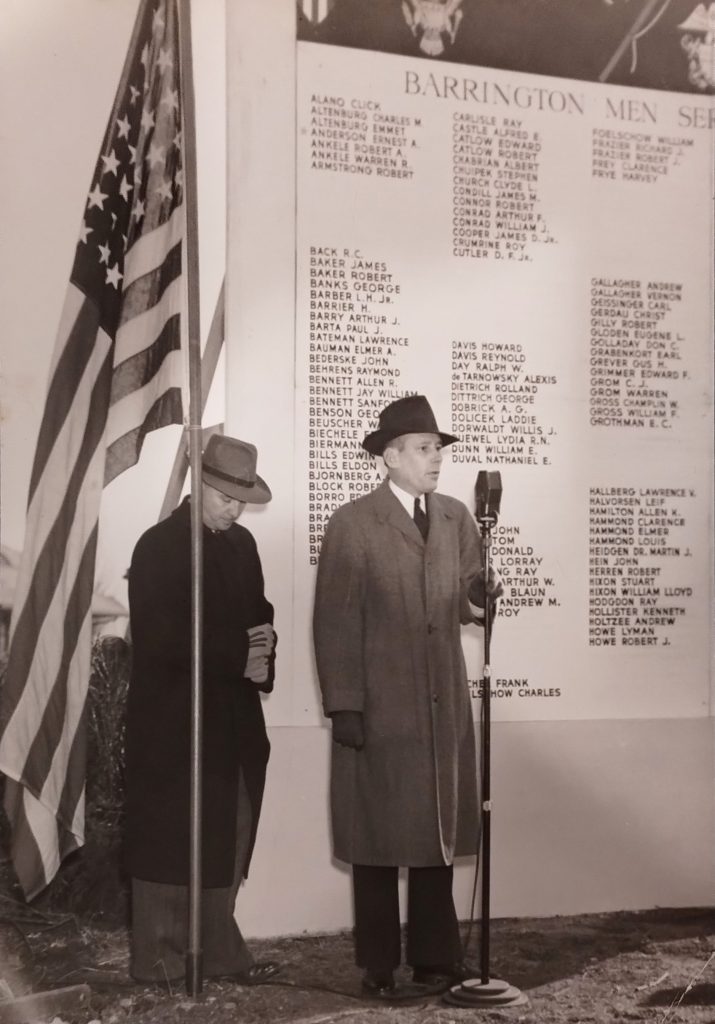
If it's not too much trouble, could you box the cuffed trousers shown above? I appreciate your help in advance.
[352,863,463,973]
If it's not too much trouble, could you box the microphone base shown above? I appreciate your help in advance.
[443,977,528,1008]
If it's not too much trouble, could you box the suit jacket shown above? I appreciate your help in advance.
[313,480,483,866]
[124,498,274,886]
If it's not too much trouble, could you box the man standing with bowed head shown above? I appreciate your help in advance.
[313,394,502,1000]
[124,434,280,986]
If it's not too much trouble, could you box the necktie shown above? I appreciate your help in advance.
[413,496,429,541]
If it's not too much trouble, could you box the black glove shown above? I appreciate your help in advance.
[468,573,487,608]
[330,711,365,750]
[468,568,504,608]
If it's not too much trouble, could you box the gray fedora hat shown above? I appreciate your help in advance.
[202,434,272,504]
[362,395,459,456]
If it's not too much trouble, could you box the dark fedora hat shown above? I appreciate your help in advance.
[202,434,272,504]
[362,395,459,456]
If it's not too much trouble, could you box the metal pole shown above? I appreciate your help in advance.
[478,523,493,985]
[158,281,225,524]
[452,512,526,1007]
[177,0,204,997]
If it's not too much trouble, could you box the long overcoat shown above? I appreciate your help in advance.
[124,498,274,887]
[313,480,483,867]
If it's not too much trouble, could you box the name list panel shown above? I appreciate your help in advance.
[294,42,713,723]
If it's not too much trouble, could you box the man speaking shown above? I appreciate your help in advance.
[313,394,501,1000]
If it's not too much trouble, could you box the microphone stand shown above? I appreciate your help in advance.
[444,510,526,1010]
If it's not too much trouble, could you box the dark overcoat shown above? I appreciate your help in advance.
[313,480,483,867]
[124,498,274,887]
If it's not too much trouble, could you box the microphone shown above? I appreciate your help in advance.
[475,470,502,524]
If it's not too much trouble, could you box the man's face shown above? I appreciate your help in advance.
[202,482,246,531]
[384,433,443,496]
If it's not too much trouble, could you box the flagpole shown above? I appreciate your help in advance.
[177,0,204,998]
[158,281,225,524]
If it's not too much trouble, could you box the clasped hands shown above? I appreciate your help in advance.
[244,623,276,684]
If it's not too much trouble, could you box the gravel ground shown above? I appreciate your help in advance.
[0,905,713,1023]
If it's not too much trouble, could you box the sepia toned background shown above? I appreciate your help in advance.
[1,0,713,938]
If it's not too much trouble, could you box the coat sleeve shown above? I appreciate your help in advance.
[129,522,250,681]
[238,529,276,694]
[128,526,193,673]
[312,504,367,716]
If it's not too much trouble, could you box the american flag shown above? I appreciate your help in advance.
[0,0,186,898]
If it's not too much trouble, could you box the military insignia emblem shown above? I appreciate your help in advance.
[402,0,465,57]
[678,3,715,89]
[300,0,337,25]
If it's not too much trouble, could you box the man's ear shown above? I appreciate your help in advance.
[382,445,398,469]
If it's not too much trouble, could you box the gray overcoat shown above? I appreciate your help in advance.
[313,480,483,867]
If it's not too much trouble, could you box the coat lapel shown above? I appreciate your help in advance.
[371,479,424,548]
[370,481,459,552]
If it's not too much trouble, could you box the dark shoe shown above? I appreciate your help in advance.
[232,961,281,985]
[410,968,452,992]
[361,971,431,1002]
[413,961,479,986]
[361,970,395,998]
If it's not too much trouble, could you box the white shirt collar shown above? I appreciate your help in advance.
[389,479,425,516]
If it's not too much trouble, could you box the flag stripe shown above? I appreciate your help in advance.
[1,437,108,779]
[4,781,49,898]
[17,299,113,620]
[59,810,83,861]
[45,606,92,818]
[106,346,183,447]
[28,294,101,507]
[112,274,182,375]
[4,323,113,729]
[21,529,97,797]
[105,386,183,485]
[118,239,182,331]
[56,678,90,837]
[24,784,81,899]
[24,790,60,893]
[111,313,181,404]
[0,346,113,732]
[123,203,184,290]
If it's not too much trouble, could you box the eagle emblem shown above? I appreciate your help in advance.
[300,0,337,25]
[402,0,465,57]
[678,3,715,89]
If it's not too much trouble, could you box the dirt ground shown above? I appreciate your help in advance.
[0,904,713,1024]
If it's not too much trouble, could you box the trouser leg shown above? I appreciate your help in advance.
[130,877,187,983]
[351,864,401,974]
[203,770,254,976]
[130,771,254,982]
[405,864,462,969]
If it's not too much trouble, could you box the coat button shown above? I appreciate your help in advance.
[427,624,434,634]
[432,694,439,703]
